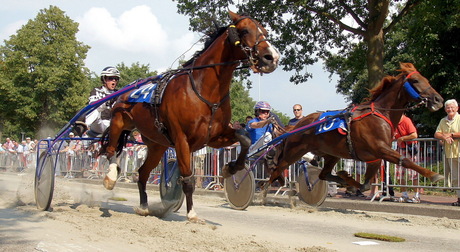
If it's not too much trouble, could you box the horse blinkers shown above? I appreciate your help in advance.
[404,71,444,111]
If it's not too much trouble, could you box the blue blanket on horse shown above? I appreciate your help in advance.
[315,110,348,135]
[127,83,158,103]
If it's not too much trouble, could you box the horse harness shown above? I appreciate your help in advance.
[341,71,428,162]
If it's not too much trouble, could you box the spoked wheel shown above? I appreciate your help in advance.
[297,165,328,207]
[34,152,56,211]
[159,158,185,212]
[224,164,255,210]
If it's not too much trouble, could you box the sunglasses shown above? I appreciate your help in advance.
[106,76,120,81]
[293,109,302,111]
[259,110,270,114]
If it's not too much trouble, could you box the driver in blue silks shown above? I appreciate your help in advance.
[246,101,283,169]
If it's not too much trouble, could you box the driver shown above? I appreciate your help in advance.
[74,66,120,137]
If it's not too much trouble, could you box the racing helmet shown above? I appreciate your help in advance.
[101,66,120,78]
[254,101,272,111]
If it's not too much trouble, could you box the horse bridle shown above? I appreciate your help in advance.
[228,16,271,69]
[403,70,435,106]
[374,71,432,112]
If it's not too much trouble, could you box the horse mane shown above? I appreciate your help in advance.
[182,27,228,67]
[366,63,418,102]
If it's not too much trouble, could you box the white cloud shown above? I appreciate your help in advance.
[0,20,26,42]
[77,5,168,54]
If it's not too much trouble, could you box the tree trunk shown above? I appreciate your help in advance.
[365,0,389,89]
[366,30,385,89]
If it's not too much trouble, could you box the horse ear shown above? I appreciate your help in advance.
[228,10,240,23]
[399,62,416,74]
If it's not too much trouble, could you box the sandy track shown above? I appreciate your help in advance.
[1,170,459,252]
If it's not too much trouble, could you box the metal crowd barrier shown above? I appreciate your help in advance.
[2,138,459,196]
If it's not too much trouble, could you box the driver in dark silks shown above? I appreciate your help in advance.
[74,66,120,137]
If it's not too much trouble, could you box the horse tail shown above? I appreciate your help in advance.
[99,127,131,157]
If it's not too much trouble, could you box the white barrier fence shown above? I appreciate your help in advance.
[1,138,459,194]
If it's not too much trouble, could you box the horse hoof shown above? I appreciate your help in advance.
[430,174,444,183]
[103,176,116,190]
[188,216,205,224]
[360,183,370,192]
[103,163,120,190]
[134,206,150,216]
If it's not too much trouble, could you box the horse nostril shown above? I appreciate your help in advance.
[263,54,274,62]
[435,95,444,104]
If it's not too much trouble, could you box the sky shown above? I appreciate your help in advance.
[0,0,348,117]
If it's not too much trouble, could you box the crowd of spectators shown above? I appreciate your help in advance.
[0,137,38,170]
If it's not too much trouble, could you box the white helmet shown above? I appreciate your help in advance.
[101,66,120,77]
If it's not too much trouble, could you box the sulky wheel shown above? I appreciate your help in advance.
[159,158,185,212]
[224,164,255,210]
[34,152,56,211]
[297,165,328,207]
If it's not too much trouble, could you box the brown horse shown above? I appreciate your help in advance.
[100,11,279,221]
[268,63,444,192]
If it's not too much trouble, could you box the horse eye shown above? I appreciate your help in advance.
[239,29,249,37]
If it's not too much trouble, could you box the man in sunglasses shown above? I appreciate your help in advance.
[75,66,120,137]
[288,104,304,126]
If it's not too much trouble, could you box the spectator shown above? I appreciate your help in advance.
[26,137,35,153]
[434,99,460,206]
[4,138,14,153]
[394,114,421,203]
[288,104,304,126]
[287,103,319,166]
[245,115,253,124]
[75,66,120,137]
[16,140,29,170]
[232,121,242,130]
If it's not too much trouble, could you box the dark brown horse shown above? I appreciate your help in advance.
[268,63,444,192]
[101,11,279,222]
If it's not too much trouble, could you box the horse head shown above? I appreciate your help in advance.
[399,62,444,111]
[228,11,280,73]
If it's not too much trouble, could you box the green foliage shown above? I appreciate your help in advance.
[0,6,90,139]
[174,0,421,94]
[229,78,289,125]
[384,0,460,135]
[326,0,460,135]
[230,78,256,123]
[115,62,158,88]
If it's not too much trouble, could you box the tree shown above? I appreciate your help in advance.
[0,6,90,139]
[326,0,460,135]
[116,62,158,88]
[230,77,256,123]
[383,0,460,135]
[174,0,422,101]
[230,77,289,125]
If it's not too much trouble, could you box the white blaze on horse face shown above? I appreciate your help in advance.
[266,41,280,65]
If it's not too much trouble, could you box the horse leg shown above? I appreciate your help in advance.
[222,129,251,178]
[173,137,202,222]
[103,113,126,190]
[319,155,348,185]
[134,142,168,216]
[381,148,444,183]
[360,160,381,192]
